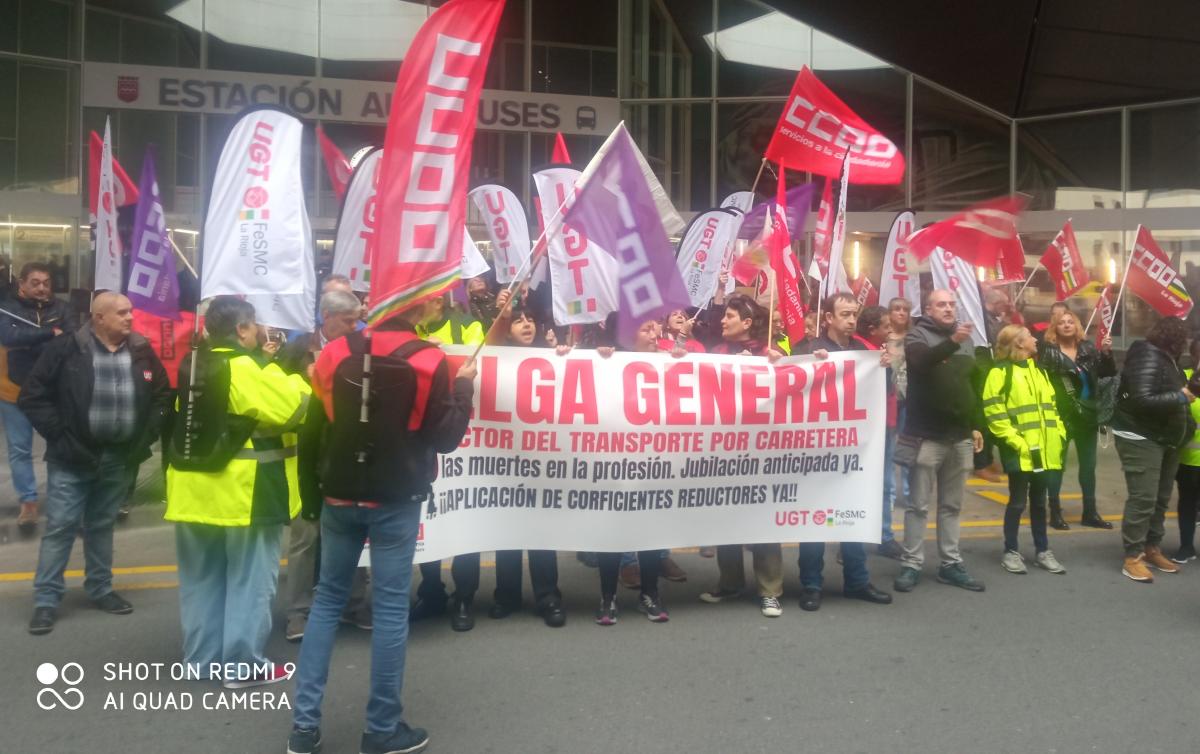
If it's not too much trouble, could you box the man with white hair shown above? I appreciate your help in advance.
[20,292,171,634]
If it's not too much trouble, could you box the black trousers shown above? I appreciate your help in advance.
[1177,464,1200,550]
[597,551,660,598]
[494,550,560,608]
[416,554,482,604]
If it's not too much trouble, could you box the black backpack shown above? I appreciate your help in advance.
[168,348,257,472]
[318,330,437,503]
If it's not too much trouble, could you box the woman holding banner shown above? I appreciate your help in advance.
[983,325,1068,576]
[1038,309,1116,530]
[700,294,785,617]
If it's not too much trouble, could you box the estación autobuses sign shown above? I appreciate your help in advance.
[82,62,619,136]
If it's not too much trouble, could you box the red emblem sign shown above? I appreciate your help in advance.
[117,76,139,103]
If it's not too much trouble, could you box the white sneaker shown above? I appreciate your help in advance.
[1001,550,1027,574]
[1035,550,1066,574]
[759,596,782,617]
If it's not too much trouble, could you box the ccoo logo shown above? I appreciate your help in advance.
[36,662,84,710]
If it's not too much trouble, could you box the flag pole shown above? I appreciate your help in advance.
[167,233,199,279]
[1013,263,1040,303]
[1088,247,1134,337]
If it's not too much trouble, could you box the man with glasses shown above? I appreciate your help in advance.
[894,290,986,594]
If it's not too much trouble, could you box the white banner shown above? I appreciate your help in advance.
[469,185,530,284]
[461,227,490,280]
[202,109,309,298]
[929,247,988,348]
[720,190,755,214]
[417,347,886,562]
[676,209,744,308]
[533,167,619,325]
[878,210,920,310]
[82,61,620,136]
[821,158,851,299]
[332,148,383,293]
[94,118,123,292]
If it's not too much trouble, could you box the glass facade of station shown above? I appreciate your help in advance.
[3,0,1200,340]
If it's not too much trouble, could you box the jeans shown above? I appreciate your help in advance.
[620,549,668,568]
[902,438,973,569]
[293,500,420,735]
[1116,436,1179,556]
[1048,426,1099,515]
[1176,464,1200,551]
[882,428,897,543]
[175,522,284,673]
[33,453,133,608]
[798,542,869,592]
[1003,470,1054,553]
[285,516,371,619]
[0,398,37,502]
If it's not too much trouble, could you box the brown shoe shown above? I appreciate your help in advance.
[1144,546,1180,573]
[16,501,38,533]
[1122,554,1154,582]
[660,557,687,582]
[698,546,716,559]
[973,468,1003,483]
[619,563,641,590]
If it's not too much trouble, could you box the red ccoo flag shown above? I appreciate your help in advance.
[88,130,139,217]
[850,274,879,308]
[317,125,353,201]
[1092,284,1115,347]
[1039,220,1089,299]
[368,0,506,326]
[1124,224,1194,318]
[906,195,1027,268]
[765,66,904,185]
[768,168,808,344]
[551,132,571,164]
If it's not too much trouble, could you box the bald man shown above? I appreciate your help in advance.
[19,292,171,634]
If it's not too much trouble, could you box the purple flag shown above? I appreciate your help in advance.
[738,182,816,240]
[125,147,180,319]
[564,125,690,347]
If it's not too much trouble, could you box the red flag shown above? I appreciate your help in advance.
[850,274,880,308]
[765,66,904,185]
[1093,284,1115,347]
[768,169,807,343]
[807,177,834,280]
[906,195,1027,268]
[132,309,197,389]
[88,130,139,217]
[995,236,1027,283]
[1125,225,1194,318]
[551,132,571,164]
[368,0,506,325]
[731,242,769,286]
[1039,221,1089,299]
[317,125,353,201]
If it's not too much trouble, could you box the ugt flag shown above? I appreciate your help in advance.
[765,66,904,185]
[1040,220,1089,299]
[126,146,179,319]
[1125,225,1193,318]
[906,195,1027,269]
[332,147,383,292]
[879,210,919,310]
[368,0,505,325]
[563,125,690,347]
[88,128,139,218]
[675,208,743,308]
[469,185,530,284]
[93,119,123,292]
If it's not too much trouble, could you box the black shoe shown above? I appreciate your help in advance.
[450,599,475,632]
[488,601,517,619]
[94,591,133,615]
[537,599,567,628]
[1171,546,1197,564]
[1049,511,1070,530]
[29,606,56,635]
[844,583,893,604]
[287,726,322,754]
[408,597,446,623]
[1080,514,1113,530]
[876,540,905,560]
[799,588,822,612]
[360,722,428,754]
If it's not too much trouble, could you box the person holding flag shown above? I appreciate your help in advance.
[1038,308,1116,530]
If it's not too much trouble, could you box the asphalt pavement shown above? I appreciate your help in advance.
[1,441,1199,754]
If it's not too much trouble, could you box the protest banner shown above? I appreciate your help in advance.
[412,346,886,562]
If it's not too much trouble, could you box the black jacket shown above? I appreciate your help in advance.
[902,316,980,442]
[0,294,77,387]
[1112,339,1194,448]
[19,325,172,469]
[1038,339,1117,430]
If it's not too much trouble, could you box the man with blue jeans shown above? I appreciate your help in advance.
[0,261,76,531]
[289,300,475,754]
[796,294,893,612]
[20,293,170,634]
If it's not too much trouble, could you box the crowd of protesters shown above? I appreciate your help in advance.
[4,259,1200,754]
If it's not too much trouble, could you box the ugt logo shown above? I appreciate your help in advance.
[36,662,84,710]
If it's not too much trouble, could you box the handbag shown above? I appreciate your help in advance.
[893,434,923,468]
